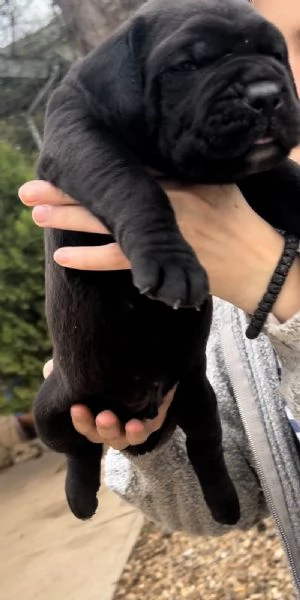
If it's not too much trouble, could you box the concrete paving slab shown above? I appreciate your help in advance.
[0,451,144,600]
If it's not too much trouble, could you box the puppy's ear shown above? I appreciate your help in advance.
[76,19,146,127]
[128,15,147,60]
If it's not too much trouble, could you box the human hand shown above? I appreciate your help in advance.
[19,179,300,322]
[43,359,174,451]
[291,146,300,165]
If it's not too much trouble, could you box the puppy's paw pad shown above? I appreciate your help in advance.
[131,242,209,308]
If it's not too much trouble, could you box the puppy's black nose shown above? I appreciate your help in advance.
[246,81,282,112]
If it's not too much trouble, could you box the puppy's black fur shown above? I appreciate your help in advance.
[35,0,300,524]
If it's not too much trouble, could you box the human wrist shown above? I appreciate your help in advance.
[227,226,300,323]
[271,252,300,322]
[213,219,285,314]
[245,234,300,338]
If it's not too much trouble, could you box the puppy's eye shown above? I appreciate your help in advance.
[272,51,285,63]
[171,61,198,72]
[259,43,287,63]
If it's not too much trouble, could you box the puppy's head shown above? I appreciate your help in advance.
[131,0,300,181]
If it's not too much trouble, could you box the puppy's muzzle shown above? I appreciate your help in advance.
[246,81,282,113]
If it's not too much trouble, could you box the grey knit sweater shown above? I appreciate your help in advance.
[104,298,300,595]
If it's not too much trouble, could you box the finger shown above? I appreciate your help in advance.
[71,405,102,444]
[32,204,109,235]
[95,412,130,451]
[43,359,54,379]
[19,180,78,207]
[125,420,149,446]
[164,386,176,406]
[54,244,131,271]
[95,411,123,441]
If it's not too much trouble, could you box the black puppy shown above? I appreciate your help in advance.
[34,0,300,525]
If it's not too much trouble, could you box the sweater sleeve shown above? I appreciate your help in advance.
[104,423,265,536]
[265,310,300,422]
[104,307,266,536]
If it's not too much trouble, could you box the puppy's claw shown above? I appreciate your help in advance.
[173,299,182,310]
[140,286,152,296]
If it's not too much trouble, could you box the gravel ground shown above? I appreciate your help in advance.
[113,518,296,600]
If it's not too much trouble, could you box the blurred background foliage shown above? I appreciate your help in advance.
[0,0,146,413]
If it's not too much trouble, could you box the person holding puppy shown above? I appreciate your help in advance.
[19,0,300,593]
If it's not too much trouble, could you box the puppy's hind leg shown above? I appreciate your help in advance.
[34,371,103,520]
[173,362,240,526]
[65,447,103,521]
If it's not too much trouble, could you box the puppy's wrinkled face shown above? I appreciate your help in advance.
[139,0,300,181]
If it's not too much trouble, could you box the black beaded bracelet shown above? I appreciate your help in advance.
[246,233,299,340]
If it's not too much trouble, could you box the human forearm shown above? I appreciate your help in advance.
[21,180,300,324]
[167,184,300,322]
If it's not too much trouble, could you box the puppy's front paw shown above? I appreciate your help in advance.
[131,238,209,309]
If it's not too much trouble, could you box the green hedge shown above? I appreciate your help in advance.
[0,142,51,414]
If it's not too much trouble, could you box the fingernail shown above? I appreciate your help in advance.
[18,181,45,203]
[54,249,70,265]
[96,412,117,429]
[126,420,145,435]
[32,205,51,224]
[99,424,115,431]
[71,406,85,420]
